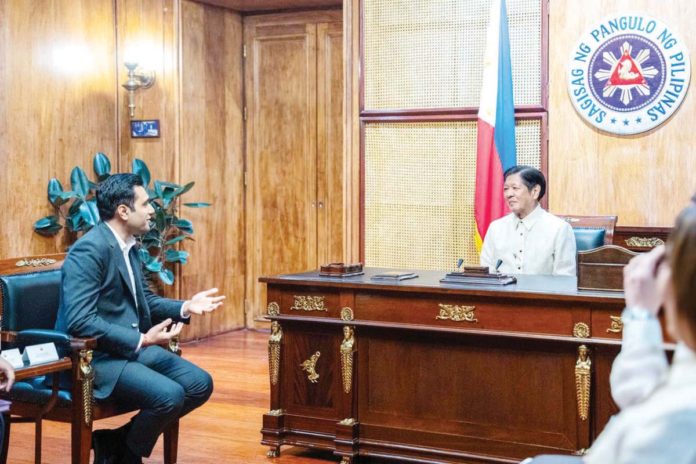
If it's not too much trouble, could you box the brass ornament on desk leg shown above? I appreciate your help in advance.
[300,351,321,383]
[268,321,283,386]
[607,315,623,334]
[291,295,326,312]
[267,446,280,458]
[340,326,355,394]
[575,345,591,421]
[436,304,478,323]
[625,237,664,248]
[573,322,590,338]
[340,306,354,321]
[267,301,280,316]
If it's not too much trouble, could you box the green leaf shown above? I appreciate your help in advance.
[154,208,166,232]
[158,268,174,285]
[47,178,64,205]
[179,181,195,195]
[145,259,163,272]
[93,152,111,181]
[154,181,180,208]
[183,202,211,208]
[80,199,100,227]
[173,218,193,234]
[68,198,84,217]
[34,215,63,236]
[165,249,189,264]
[70,167,90,198]
[164,235,188,245]
[132,159,151,187]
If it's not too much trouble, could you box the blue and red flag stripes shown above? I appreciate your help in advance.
[474,0,517,250]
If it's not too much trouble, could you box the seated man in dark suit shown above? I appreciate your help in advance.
[55,173,224,464]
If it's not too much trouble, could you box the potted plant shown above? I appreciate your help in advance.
[34,152,210,285]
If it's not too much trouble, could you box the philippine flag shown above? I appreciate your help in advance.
[474,0,517,251]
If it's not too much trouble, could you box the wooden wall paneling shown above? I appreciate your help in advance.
[343,0,361,263]
[548,0,696,226]
[180,0,246,339]
[316,20,344,265]
[116,0,181,300]
[0,0,118,258]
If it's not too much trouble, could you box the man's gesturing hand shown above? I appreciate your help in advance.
[142,318,184,347]
[183,288,225,316]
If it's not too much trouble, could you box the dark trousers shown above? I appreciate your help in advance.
[110,345,213,457]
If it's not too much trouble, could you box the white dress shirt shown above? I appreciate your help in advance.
[480,205,577,276]
[584,308,696,464]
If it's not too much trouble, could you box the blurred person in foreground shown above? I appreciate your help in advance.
[524,200,696,463]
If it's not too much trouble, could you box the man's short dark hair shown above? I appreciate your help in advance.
[96,173,144,220]
[503,165,546,200]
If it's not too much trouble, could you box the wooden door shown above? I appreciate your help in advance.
[245,11,343,326]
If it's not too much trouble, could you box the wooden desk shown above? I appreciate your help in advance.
[260,269,632,464]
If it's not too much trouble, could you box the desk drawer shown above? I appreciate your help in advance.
[354,292,586,337]
[267,286,341,319]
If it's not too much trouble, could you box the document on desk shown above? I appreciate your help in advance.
[371,271,419,281]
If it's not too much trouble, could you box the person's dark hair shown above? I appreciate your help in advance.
[96,173,144,220]
[668,203,696,336]
[503,165,546,200]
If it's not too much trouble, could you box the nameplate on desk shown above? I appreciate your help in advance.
[22,343,59,366]
[1,348,24,369]
[371,271,418,281]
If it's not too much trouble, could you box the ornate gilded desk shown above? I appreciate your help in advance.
[260,269,635,463]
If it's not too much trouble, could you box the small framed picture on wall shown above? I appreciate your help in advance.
[130,119,160,138]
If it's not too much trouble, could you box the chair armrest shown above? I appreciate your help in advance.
[15,329,97,357]
[0,330,18,344]
[16,329,73,358]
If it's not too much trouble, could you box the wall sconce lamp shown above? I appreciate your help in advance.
[121,62,155,118]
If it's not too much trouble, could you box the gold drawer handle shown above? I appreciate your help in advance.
[607,315,623,334]
[291,295,326,312]
[436,304,478,323]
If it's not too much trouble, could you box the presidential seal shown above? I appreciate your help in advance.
[567,14,690,135]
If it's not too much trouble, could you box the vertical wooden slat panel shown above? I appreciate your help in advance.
[0,0,117,258]
[179,0,245,339]
[316,20,344,265]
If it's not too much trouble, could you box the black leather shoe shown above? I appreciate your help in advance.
[92,429,119,464]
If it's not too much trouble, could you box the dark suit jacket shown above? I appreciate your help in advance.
[55,222,186,399]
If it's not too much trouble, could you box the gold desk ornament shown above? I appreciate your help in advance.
[340,307,354,321]
[575,345,591,421]
[79,349,95,426]
[268,321,283,386]
[436,304,478,323]
[625,236,665,248]
[340,326,355,394]
[267,301,280,316]
[573,322,590,339]
[300,351,321,383]
[340,456,352,464]
[338,417,356,426]
[607,315,623,334]
[291,295,326,312]
[15,258,56,268]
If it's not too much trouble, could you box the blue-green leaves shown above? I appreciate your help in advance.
[93,152,111,181]
[33,153,210,286]
[132,159,151,187]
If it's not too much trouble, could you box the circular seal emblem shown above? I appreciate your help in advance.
[567,14,690,135]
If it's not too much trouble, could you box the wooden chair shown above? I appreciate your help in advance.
[0,254,179,464]
[558,215,618,251]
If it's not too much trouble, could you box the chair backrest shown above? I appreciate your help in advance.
[577,245,638,291]
[0,254,65,331]
[558,215,618,251]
